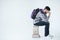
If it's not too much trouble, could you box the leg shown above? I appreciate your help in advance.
[34,21,50,37]
[45,22,50,37]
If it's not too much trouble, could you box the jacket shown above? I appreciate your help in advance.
[33,9,49,24]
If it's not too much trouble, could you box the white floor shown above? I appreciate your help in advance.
[0,0,60,40]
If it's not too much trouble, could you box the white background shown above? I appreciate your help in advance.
[0,0,60,40]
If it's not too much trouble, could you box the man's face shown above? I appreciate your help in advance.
[44,9,50,14]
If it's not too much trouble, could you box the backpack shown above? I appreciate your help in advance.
[31,8,40,19]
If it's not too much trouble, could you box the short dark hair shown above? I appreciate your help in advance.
[44,6,51,11]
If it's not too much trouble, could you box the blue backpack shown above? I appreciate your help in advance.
[31,8,43,19]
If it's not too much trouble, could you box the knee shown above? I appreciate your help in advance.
[46,22,50,25]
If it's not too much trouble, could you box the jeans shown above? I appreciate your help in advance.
[34,21,50,36]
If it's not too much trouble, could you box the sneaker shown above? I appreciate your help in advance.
[45,34,54,39]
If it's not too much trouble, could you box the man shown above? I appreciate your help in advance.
[32,6,51,38]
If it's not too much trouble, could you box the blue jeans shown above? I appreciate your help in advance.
[34,21,50,36]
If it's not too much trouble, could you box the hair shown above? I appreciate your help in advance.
[44,6,51,11]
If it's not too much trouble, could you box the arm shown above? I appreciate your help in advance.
[47,12,51,20]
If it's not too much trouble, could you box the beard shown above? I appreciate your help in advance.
[44,12,47,14]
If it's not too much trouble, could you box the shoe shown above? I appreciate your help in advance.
[45,34,54,39]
